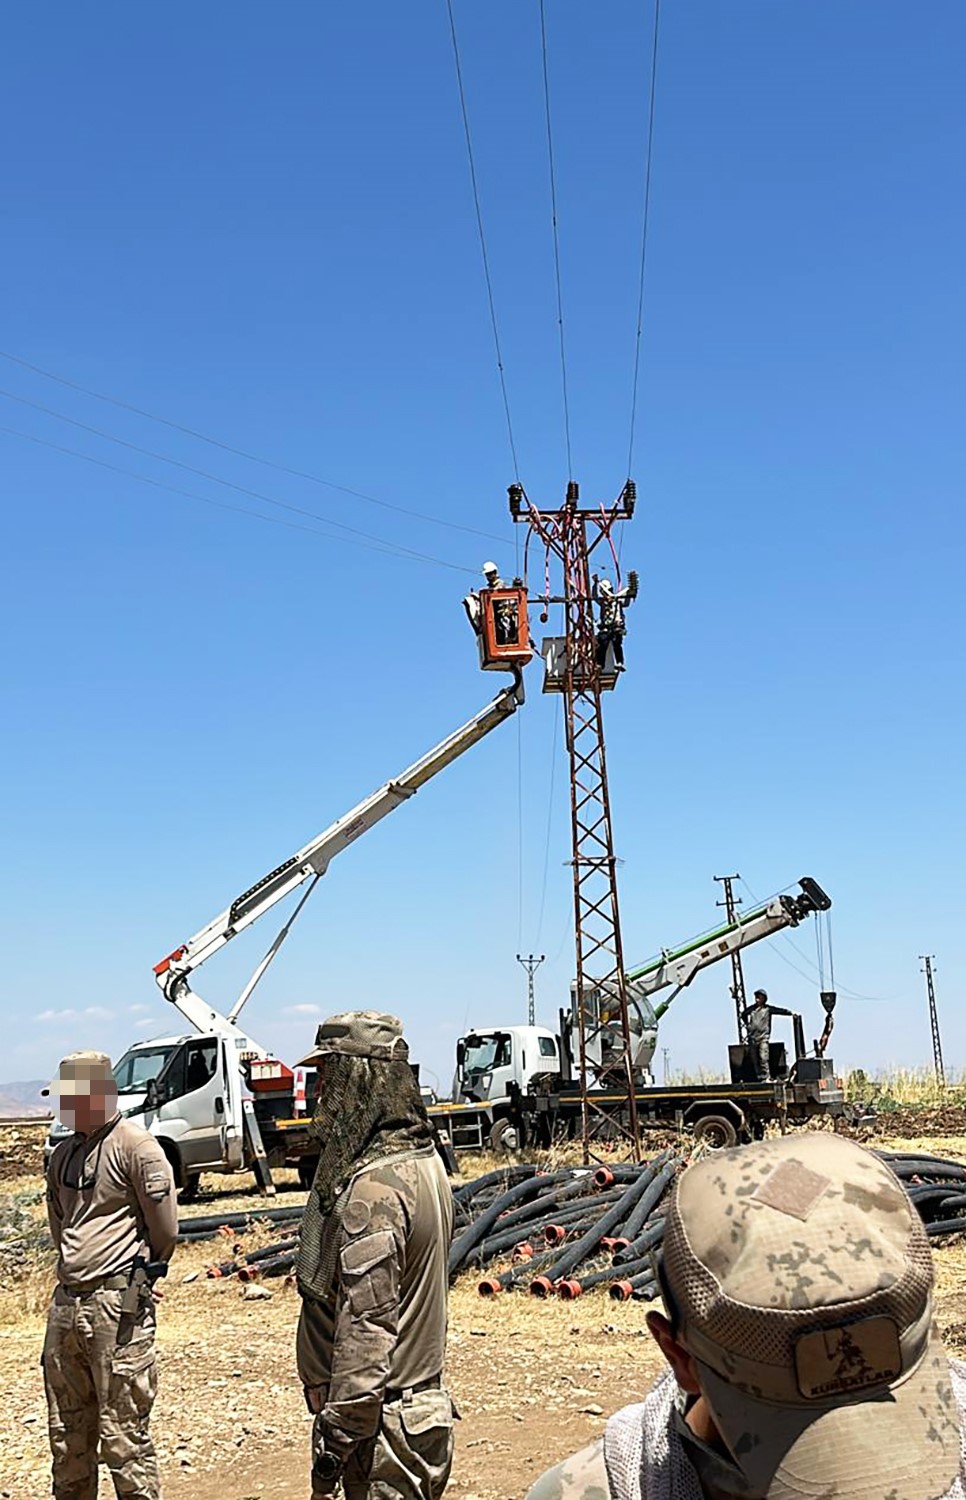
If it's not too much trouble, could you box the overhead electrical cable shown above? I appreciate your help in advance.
[0,387,473,569]
[0,349,507,546]
[626,0,662,480]
[0,425,476,573]
[738,877,897,1004]
[444,0,522,487]
[536,696,561,946]
[538,0,574,479]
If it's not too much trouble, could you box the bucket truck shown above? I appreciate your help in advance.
[46,674,526,1193]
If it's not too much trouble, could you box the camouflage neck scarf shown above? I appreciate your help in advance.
[297,1053,434,1302]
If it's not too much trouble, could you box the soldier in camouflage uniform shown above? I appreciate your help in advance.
[42,1051,177,1500]
[296,1011,455,1500]
[527,1132,966,1500]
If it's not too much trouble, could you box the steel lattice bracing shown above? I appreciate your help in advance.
[512,480,641,1161]
[921,955,946,1089]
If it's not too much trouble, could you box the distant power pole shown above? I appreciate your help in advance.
[517,953,545,1027]
[662,1047,670,1084]
[714,873,747,1042]
[920,955,946,1088]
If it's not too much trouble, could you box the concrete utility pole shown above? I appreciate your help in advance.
[511,479,641,1162]
[714,874,747,1043]
[517,953,545,1027]
[920,955,946,1089]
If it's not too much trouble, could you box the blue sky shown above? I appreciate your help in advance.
[2,2,963,1092]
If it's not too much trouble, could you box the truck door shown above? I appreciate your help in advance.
[488,1033,515,1103]
[153,1038,224,1170]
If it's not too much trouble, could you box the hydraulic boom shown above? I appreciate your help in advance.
[620,877,831,1078]
[154,673,525,1038]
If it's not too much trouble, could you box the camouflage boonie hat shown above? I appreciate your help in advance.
[41,1051,115,1098]
[664,1133,960,1500]
[295,1010,408,1065]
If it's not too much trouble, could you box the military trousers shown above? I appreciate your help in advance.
[309,1386,455,1500]
[42,1283,161,1500]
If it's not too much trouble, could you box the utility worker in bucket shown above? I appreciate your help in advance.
[42,1050,177,1500]
[463,560,506,636]
[296,1011,455,1500]
[526,1131,966,1500]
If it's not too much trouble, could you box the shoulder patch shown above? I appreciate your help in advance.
[342,1198,372,1236]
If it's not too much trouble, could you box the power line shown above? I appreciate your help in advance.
[0,349,507,546]
[737,876,897,1004]
[0,424,476,572]
[626,0,662,479]
[536,695,561,945]
[0,387,473,570]
[538,0,574,480]
[444,0,522,484]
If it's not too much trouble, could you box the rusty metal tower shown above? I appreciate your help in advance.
[510,479,641,1161]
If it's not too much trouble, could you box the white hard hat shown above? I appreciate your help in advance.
[598,578,614,593]
[482,561,498,576]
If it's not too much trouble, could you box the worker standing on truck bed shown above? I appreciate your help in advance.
[526,1132,966,1500]
[41,1051,177,1500]
[742,987,793,1081]
[296,1011,455,1500]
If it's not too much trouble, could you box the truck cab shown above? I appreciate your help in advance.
[45,1031,238,1197]
[454,1025,562,1104]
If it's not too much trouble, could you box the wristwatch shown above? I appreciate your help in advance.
[313,1452,342,1481]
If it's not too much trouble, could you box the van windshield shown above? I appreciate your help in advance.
[113,1046,176,1094]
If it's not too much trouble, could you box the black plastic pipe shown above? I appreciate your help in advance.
[448,1170,572,1277]
[530,1163,661,1295]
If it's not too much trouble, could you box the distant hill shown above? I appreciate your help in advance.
[0,1080,50,1117]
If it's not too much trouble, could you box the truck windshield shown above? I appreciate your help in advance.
[463,1034,511,1074]
[113,1046,176,1094]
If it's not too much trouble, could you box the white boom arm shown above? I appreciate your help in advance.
[628,877,830,1022]
[154,675,525,1042]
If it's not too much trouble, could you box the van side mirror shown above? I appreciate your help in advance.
[145,1079,160,1110]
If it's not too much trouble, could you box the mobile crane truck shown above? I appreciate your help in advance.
[428,877,845,1151]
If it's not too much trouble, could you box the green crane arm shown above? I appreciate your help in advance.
[625,878,831,1022]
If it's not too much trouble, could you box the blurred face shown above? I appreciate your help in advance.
[58,1077,118,1134]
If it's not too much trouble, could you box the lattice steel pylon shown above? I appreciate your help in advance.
[511,479,641,1162]
[920,954,946,1089]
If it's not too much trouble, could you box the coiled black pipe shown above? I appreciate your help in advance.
[209,1235,300,1279]
[530,1162,661,1295]
[448,1170,572,1277]
[178,1204,305,1236]
[467,1188,625,1268]
[453,1164,540,1203]
[612,1159,678,1251]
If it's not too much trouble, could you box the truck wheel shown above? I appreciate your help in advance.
[693,1115,738,1150]
[179,1172,202,1202]
[489,1118,524,1153]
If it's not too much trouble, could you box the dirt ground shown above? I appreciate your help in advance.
[4,1122,966,1500]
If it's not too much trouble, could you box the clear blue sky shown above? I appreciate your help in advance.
[2,2,964,1092]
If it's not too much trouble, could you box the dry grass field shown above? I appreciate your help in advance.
[3,1084,966,1500]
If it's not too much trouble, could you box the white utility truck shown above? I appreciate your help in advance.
[46,674,525,1192]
